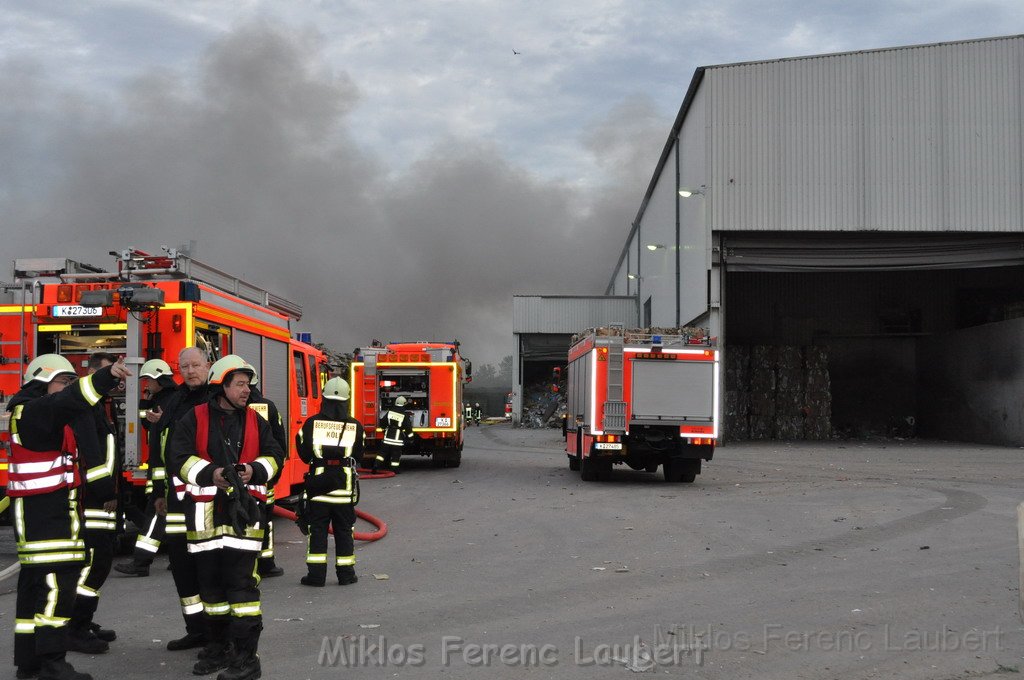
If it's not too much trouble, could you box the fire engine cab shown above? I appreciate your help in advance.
[350,340,470,468]
[565,326,720,482]
[0,248,327,503]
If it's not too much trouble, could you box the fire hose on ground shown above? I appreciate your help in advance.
[272,468,392,542]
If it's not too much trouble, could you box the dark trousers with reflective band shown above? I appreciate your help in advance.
[133,500,166,565]
[71,526,115,627]
[15,566,81,669]
[381,443,403,470]
[259,498,276,563]
[306,501,355,581]
[11,489,86,670]
[193,548,262,652]
[165,533,205,634]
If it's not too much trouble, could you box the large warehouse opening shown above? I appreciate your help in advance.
[721,233,1024,444]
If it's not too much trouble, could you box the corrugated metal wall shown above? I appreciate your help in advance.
[512,296,638,333]
[707,36,1024,233]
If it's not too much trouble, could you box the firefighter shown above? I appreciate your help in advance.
[67,352,122,655]
[463,401,472,428]
[7,353,130,680]
[243,363,287,578]
[375,396,413,474]
[167,355,283,679]
[113,358,177,577]
[158,347,212,654]
[472,402,482,426]
[296,377,363,586]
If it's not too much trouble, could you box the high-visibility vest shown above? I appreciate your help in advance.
[7,420,80,497]
[186,404,267,502]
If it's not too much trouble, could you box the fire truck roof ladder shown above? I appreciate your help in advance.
[362,351,378,417]
[601,336,627,432]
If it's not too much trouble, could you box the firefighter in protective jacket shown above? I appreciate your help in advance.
[167,355,283,680]
[67,352,122,655]
[7,354,130,680]
[296,377,363,586]
[375,396,412,473]
[114,358,178,577]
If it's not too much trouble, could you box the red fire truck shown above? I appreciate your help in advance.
[350,341,470,468]
[565,327,720,482]
[0,248,328,502]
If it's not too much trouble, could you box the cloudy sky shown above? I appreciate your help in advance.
[2,1,1023,367]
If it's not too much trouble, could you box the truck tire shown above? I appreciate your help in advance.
[664,459,699,483]
[446,451,462,468]
[580,456,600,481]
[431,451,446,468]
[568,454,581,471]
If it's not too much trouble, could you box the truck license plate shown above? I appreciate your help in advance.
[435,417,452,427]
[595,442,622,450]
[52,305,103,317]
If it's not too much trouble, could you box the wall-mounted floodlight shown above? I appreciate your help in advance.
[678,186,705,198]
[645,244,666,251]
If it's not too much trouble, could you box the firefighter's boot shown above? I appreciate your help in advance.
[66,625,109,654]
[217,638,261,680]
[193,642,233,675]
[301,563,326,587]
[337,566,358,586]
[16,665,40,679]
[89,622,116,642]
[113,560,149,577]
[257,558,283,578]
[38,656,92,680]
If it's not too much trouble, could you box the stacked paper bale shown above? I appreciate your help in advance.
[773,346,805,440]
[724,345,750,441]
[747,345,777,440]
[803,345,832,440]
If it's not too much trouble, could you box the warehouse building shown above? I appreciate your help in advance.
[606,35,1024,445]
[511,295,637,424]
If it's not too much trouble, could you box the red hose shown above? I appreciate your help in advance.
[272,468,392,542]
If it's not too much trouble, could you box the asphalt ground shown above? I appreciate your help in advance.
[1,423,1022,679]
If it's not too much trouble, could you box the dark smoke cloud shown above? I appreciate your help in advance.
[1,22,667,367]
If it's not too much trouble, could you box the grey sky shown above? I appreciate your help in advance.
[2,1,1023,366]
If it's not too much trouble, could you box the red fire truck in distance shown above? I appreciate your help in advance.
[0,248,327,502]
[565,326,720,483]
[350,340,470,468]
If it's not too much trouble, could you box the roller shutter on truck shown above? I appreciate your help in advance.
[631,360,714,420]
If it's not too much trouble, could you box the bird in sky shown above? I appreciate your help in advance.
[512,49,521,55]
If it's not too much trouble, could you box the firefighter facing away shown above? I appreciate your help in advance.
[7,353,131,680]
[167,355,283,680]
[375,396,413,473]
[296,377,364,586]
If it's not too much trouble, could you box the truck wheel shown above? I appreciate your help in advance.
[568,455,581,471]
[431,451,446,468]
[446,451,462,468]
[580,456,599,481]
[664,459,699,483]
